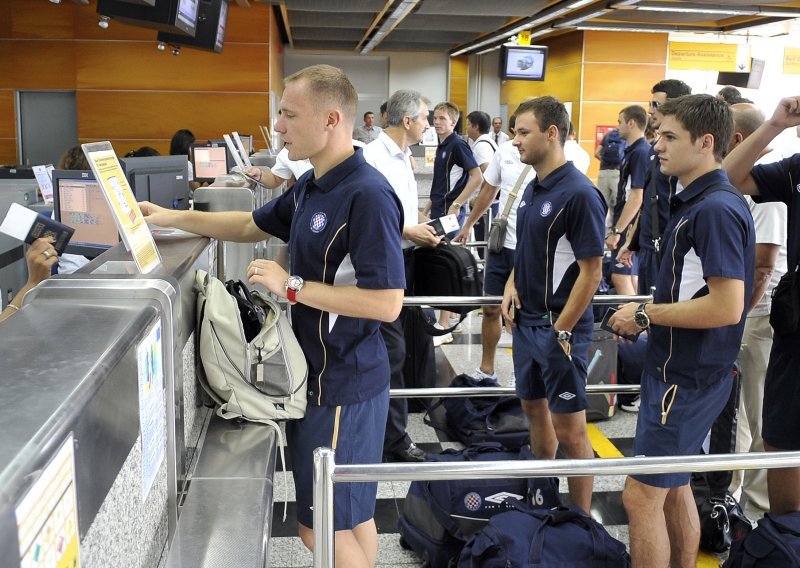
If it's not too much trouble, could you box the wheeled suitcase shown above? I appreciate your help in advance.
[585,324,618,422]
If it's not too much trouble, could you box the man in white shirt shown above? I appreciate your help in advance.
[467,111,498,171]
[363,89,442,462]
[727,103,788,520]
[492,116,510,146]
[353,111,383,145]
[563,122,591,174]
[454,114,536,381]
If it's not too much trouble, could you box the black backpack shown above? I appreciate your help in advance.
[723,512,800,567]
[601,129,626,167]
[413,241,483,315]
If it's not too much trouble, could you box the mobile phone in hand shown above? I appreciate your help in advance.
[600,307,640,342]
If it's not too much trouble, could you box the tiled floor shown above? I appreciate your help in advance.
[266,313,725,567]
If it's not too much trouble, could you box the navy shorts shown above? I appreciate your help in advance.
[611,250,639,276]
[483,247,515,296]
[513,324,591,413]
[762,331,800,450]
[632,371,732,488]
[287,387,389,530]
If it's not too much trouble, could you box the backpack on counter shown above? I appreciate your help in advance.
[601,129,626,167]
[399,443,561,568]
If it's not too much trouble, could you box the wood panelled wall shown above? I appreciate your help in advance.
[501,32,584,128]
[0,0,278,165]
[448,56,468,134]
[581,31,668,181]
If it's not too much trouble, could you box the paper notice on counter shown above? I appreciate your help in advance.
[32,165,55,204]
[82,142,161,274]
[137,319,166,500]
[15,434,81,568]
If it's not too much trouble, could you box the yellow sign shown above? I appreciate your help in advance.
[518,31,531,46]
[16,435,80,568]
[424,146,436,168]
[785,47,800,74]
[668,42,740,72]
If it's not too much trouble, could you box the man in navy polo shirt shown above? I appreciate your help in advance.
[724,94,800,517]
[140,64,405,568]
[611,94,754,567]
[501,96,606,514]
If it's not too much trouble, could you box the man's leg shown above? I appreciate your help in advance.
[623,478,670,568]
[765,444,800,514]
[520,398,558,460]
[479,304,502,375]
[551,410,594,513]
[380,315,418,459]
[663,484,700,568]
[298,523,377,568]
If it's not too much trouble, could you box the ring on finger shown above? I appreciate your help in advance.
[42,250,51,259]
[254,267,259,276]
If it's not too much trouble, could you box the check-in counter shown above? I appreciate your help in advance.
[0,234,213,567]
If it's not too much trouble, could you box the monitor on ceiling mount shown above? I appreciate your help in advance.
[500,45,548,81]
[96,0,199,37]
[157,0,228,53]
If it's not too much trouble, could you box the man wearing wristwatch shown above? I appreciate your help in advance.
[140,65,405,568]
[501,96,606,515]
[610,95,754,568]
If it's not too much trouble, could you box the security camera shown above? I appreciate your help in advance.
[98,16,110,29]
[157,42,166,51]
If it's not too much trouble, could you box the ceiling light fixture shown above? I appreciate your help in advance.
[361,0,421,54]
[555,9,608,28]
[621,1,800,19]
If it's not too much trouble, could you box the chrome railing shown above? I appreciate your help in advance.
[311,450,800,567]
[403,294,652,307]
[391,384,640,398]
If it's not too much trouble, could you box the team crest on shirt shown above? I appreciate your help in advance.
[796,183,800,193]
[540,201,553,216]
[310,212,327,233]
[464,492,482,511]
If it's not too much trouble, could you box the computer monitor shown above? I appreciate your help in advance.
[119,156,191,210]
[96,0,199,37]
[191,141,234,183]
[239,134,253,155]
[500,45,548,81]
[52,170,120,258]
[157,0,228,53]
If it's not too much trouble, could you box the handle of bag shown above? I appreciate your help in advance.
[528,506,608,564]
[496,164,532,222]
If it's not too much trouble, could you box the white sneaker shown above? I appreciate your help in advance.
[432,323,453,347]
[497,331,513,349]
[448,316,464,334]
[474,367,498,381]
[620,395,640,413]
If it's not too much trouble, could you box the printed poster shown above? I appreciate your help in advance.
[81,142,161,274]
[15,434,80,568]
[137,320,166,500]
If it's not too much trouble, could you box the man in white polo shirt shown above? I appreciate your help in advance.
[363,89,442,462]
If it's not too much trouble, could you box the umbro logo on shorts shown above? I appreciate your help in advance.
[559,392,576,400]
[485,492,524,504]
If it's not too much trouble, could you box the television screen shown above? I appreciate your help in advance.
[191,142,234,183]
[157,0,227,53]
[97,0,199,37]
[52,170,120,258]
[500,45,548,81]
[119,156,190,210]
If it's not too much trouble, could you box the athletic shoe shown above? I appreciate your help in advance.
[432,323,453,347]
[386,443,426,463]
[620,395,640,413]
[497,330,513,348]
[473,367,498,381]
[448,316,465,334]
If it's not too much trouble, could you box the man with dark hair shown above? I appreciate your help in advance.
[718,85,743,104]
[502,96,606,514]
[611,94,754,567]
[353,110,382,144]
[606,105,649,298]
[466,110,497,172]
[724,94,800,518]
[379,100,388,128]
[140,64,405,567]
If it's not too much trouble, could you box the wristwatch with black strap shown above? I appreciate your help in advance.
[634,303,651,330]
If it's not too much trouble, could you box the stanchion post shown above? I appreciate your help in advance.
[313,447,336,568]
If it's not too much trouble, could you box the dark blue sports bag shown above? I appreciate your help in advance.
[723,512,800,567]
[458,504,631,568]
[399,443,561,567]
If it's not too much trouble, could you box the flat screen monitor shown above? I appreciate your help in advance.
[119,156,190,210]
[157,0,228,53]
[96,0,199,37]
[191,142,234,183]
[239,134,253,155]
[500,45,548,81]
[52,170,120,258]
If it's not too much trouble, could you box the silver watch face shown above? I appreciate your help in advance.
[635,308,649,329]
[286,275,304,291]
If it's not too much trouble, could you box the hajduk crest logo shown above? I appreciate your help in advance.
[540,201,553,217]
[310,212,327,233]
[464,492,482,511]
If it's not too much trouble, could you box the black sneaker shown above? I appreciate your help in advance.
[387,443,426,462]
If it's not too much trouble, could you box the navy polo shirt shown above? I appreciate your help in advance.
[639,143,679,252]
[613,137,650,223]
[645,169,755,389]
[514,161,607,329]
[252,149,406,406]
[751,153,800,269]
[430,132,479,218]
